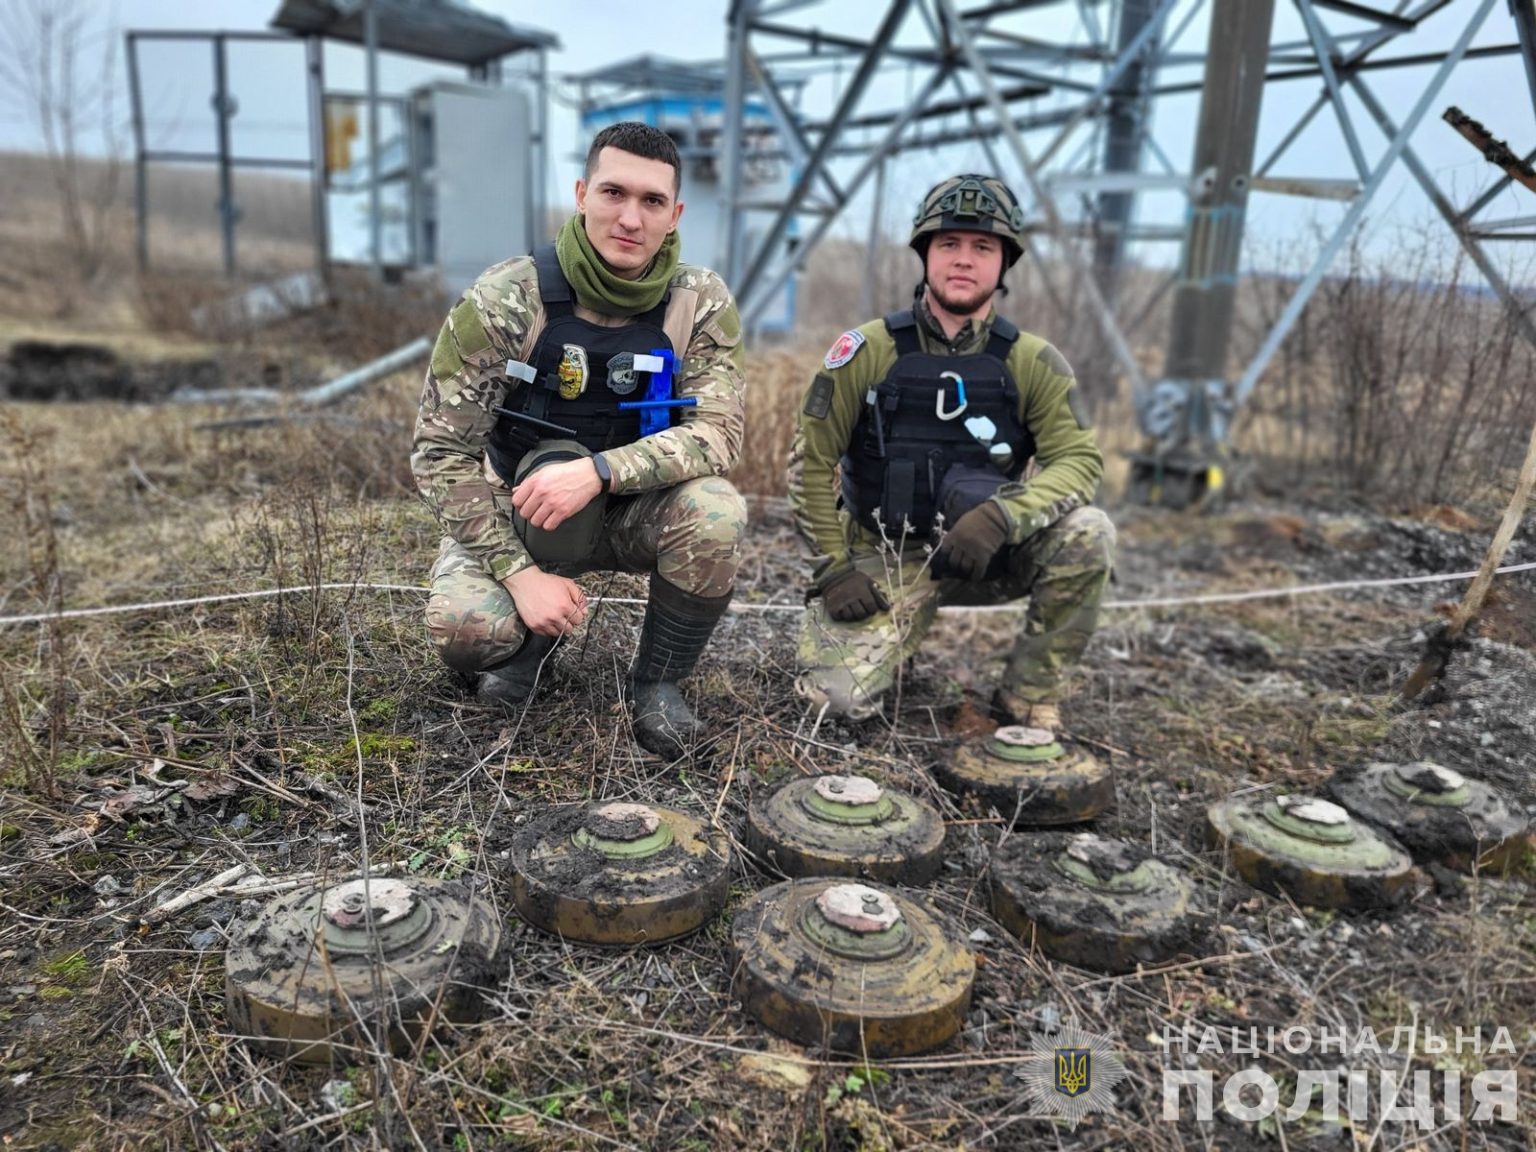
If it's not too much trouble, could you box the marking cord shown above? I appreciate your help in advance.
[1,562,1533,628]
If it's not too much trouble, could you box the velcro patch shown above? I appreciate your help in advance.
[450,298,491,355]
[1067,385,1094,430]
[429,321,462,381]
[823,330,866,370]
[803,373,835,420]
[1036,343,1075,380]
[430,298,490,380]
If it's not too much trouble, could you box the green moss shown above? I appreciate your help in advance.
[352,733,415,758]
[41,949,91,984]
[299,733,417,774]
[358,698,398,723]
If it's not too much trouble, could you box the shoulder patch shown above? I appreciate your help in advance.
[803,373,835,420]
[823,330,866,370]
[430,297,488,381]
[1067,385,1094,430]
[1036,343,1075,380]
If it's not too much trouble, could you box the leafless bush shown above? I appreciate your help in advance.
[0,411,70,794]
[0,0,124,289]
[1239,230,1536,507]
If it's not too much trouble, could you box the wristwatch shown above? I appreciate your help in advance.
[591,453,613,493]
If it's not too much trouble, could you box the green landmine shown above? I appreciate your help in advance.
[989,831,1204,974]
[1329,761,1531,875]
[731,879,975,1058]
[510,801,731,945]
[1206,793,1416,910]
[935,725,1115,826]
[745,773,946,885]
[224,877,502,1065]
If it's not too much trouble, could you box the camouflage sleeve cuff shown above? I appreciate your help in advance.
[993,491,1088,544]
[485,548,536,583]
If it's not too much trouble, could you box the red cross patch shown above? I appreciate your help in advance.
[823,330,866,369]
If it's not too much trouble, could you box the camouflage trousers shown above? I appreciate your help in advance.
[796,506,1116,720]
[427,476,747,675]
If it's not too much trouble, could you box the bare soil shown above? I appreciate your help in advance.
[0,270,1532,1150]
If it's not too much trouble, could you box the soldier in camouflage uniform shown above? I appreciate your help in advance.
[412,121,747,759]
[786,174,1115,734]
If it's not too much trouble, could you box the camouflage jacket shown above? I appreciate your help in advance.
[411,256,745,582]
[787,297,1103,580]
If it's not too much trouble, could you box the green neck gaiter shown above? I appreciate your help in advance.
[554,214,680,315]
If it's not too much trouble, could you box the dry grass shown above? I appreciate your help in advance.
[1,160,1534,1152]
[1,365,1533,1150]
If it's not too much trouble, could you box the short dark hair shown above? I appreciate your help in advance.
[583,121,682,194]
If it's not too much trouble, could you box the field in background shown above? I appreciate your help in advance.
[3,150,1533,511]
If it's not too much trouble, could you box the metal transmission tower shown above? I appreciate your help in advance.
[718,0,1533,507]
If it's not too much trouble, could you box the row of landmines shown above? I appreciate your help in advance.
[222,724,1529,1063]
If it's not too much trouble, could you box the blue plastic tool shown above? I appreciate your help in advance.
[619,348,696,435]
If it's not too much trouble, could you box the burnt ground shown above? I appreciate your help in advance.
[1,421,1534,1150]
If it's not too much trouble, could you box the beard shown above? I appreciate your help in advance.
[926,277,997,317]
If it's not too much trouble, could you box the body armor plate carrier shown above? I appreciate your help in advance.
[842,310,1033,537]
[486,245,674,483]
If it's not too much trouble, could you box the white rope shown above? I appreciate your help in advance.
[2,562,1532,628]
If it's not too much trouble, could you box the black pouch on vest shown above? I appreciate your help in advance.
[880,459,917,535]
[936,463,1008,526]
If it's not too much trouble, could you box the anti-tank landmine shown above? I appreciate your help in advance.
[745,773,945,884]
[935,725,1114,826]
[1206,793,1415,909]
[1329,761,1530,875]
[224,876,501,1063]
[509,801,731,945]
[989,831,1203,973]
[730,879,975,1057]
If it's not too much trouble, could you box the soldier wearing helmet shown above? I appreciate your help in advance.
[786,174,1115,735]
[412,122,747,760]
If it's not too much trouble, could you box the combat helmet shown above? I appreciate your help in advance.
[909,174,1026,268]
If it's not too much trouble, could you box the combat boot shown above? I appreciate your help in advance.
[628,574,732,759]
[477,632,558,706]
[990,688,1060,736]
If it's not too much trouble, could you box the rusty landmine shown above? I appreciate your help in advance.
[989,831,1203,974]
[1206,793,1416,910]
[745,773,946,885]
[935,725,1114,826]
[510,801,731,946]
[1328,761,1531,875]
[224,877,502,1065]
[730,879,974,1058]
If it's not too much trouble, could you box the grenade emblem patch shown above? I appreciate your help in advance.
[558,344,589,399]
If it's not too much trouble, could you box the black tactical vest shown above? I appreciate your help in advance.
[486,245,673,482]
[842,310,1033,536]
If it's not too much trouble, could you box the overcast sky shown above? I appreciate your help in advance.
[0,0,1528,273]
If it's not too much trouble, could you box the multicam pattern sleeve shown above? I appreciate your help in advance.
[409,256,538,583]
[601,265,746,494]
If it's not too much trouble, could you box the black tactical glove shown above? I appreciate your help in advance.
[818,567,891,622]
[933,502,1010,581]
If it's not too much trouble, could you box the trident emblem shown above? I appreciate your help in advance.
[1054,1048,1091,1098]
